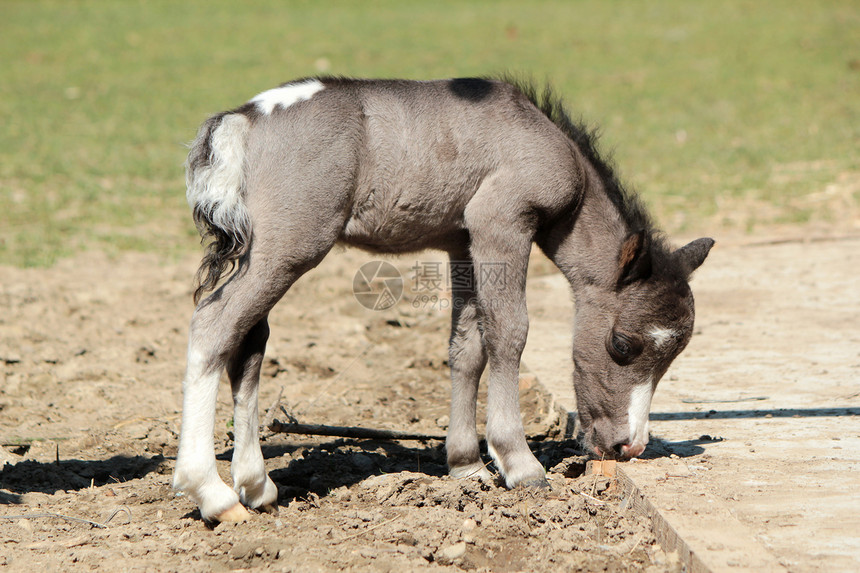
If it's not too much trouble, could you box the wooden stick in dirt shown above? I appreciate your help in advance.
[260,386,285,430]
[267,419,446,441]
[586,459,617,478]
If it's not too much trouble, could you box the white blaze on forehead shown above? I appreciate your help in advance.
[250,79,325,115]
[649,326,679,349]
[628,380,654,448]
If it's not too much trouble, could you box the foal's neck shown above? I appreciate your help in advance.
[542,177,629,295]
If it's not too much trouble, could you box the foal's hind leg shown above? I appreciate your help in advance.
[174,217,346,521]
[446,247,492,481]
[174,272,285,522]
[227,317,278,512]
[173,289,256,522]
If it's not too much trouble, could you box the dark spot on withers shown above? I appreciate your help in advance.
[449,78,494,102]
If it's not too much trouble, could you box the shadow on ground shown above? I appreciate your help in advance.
[1,430,722,507]
[0,454,168,502]
[639,436,714,459]
[219,437,594,506]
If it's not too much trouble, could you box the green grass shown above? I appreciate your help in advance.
[1,0,858,266]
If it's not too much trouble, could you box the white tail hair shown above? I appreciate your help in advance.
[185,112,253,303]
[186,112,252,245]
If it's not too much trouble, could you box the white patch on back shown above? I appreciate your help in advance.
[649,326,678,349]
[250,79,325,114]
[628,380,654,448]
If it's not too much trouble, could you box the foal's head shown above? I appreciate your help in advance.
[573,231,714,459]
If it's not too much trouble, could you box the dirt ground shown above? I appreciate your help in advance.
[0,249,683,572]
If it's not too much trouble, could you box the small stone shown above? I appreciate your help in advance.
[461,518,477,532]
[353,510,374,522]
[135,346,157,363]
[229,540,258,560]
[350,453,375,473]
[0,446,19,467]
[375,483,397,504]
[123,421,150,440]
[438,542,467,561]
[1,353,22,364]
[328,486,351,502]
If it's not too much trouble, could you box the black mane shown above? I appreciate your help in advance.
[502,77,654,235]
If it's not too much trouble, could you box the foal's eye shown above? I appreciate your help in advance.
[612,335,631,356]
[607,331,643,365]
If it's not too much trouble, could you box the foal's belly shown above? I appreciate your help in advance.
[340,185,471,254]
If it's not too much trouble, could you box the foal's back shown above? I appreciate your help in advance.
[243,78,581,254]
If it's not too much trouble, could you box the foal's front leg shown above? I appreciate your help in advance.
[227,317,278,512]
[446,253,492,481]
[477,283,547,487]
[467,216,547,487]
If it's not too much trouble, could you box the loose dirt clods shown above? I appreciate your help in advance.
[1,251,678,571]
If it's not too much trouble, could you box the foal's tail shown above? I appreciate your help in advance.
[185,112,253,304]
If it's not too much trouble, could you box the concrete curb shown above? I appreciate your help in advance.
[614,467,712,573]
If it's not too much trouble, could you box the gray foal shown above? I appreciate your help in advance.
[174,77,713,521]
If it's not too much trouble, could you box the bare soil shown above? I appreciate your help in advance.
[0,250,679,572]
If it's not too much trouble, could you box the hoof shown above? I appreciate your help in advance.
[258,503,279,515]
[520,477,550,489]
[216,502,251,522]
[449,463,494,482]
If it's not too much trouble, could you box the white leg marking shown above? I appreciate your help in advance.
[649,326,678,349]
[250,79,325,115]
[487,437,546,488]
[627,379,654,450]
[449,462,493,481]
[173,347,243,520]
[487,442,501,471]
[231,383,278,509]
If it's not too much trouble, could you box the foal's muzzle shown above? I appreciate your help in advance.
[590,440,645,460]
[586,419,646,460]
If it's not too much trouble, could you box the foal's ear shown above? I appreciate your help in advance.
[675,238,715,276]
[617,230,652,288]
